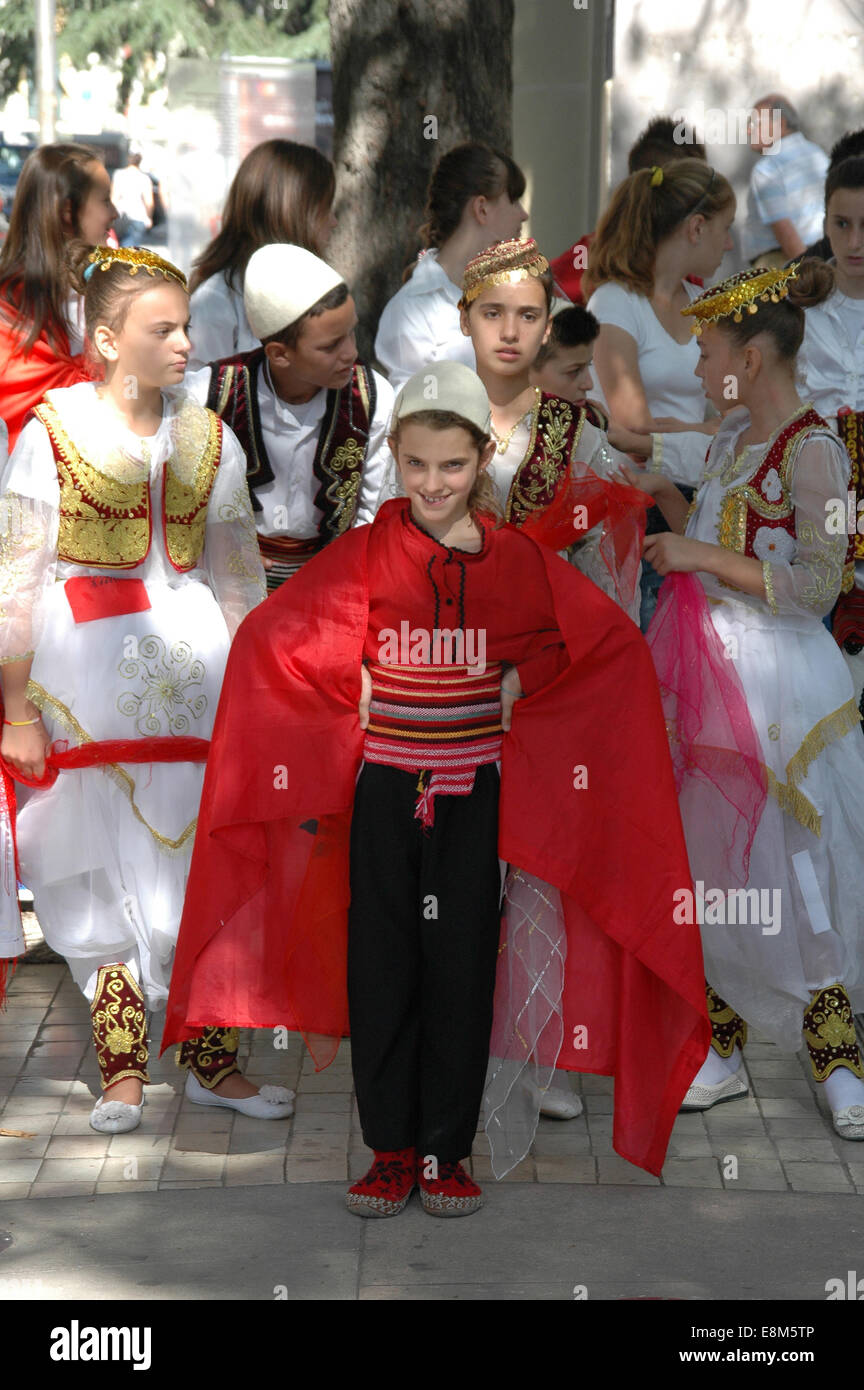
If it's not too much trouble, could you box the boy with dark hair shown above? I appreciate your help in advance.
[530,304,603,414]
[186,244,394,589]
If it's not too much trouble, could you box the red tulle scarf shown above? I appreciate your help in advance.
[0,723,209,1004]
[645,573,767,887]
[519,461,650,610]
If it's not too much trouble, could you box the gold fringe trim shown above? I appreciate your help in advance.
[26,681,198,853]
[762,699,863,837]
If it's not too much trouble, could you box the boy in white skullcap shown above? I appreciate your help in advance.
[186,244,394,589]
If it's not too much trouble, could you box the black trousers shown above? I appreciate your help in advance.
[347,761,502,1161]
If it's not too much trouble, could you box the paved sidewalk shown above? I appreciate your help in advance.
[1,955,863,1202]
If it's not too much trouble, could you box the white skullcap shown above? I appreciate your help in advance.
[244,243,346,341]
[391,361,492,435]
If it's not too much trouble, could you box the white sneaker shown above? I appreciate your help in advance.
[680,1069,748,1112]
[832,1104,864,1140]
[89,1096,143,1134]
[539,1085,584,1120]
[184,1069,295,1119]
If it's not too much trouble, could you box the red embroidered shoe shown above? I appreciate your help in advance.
[418,1159,483,1217]
[345,1148,417,1218]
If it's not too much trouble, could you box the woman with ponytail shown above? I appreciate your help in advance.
[0,144,116,450]
[586,159,735,627]
[374,142,528,392]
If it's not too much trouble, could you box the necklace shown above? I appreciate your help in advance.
[492,387,541,454]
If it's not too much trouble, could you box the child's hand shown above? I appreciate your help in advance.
[500,667,523,732]
[643,532,708,575]
[358,664,372,730]
[1,718,49,782]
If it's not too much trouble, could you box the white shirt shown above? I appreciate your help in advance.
[742,132,829,262]
[799,284,864,420]
[111,166,153,227]
[587,279,710,486]
[188,271,259,372]
[185,359,394,537]
[374,248,475,392]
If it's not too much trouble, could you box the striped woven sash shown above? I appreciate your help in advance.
[363,661,503,827]
[258,533,325,591]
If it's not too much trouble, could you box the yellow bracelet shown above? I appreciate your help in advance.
[3,716,41,726]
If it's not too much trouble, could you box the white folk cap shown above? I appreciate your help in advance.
[244,243,346,341]
[391,361,492,435]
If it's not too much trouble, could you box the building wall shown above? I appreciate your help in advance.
[512,0,612,264]
[610,0,864,274]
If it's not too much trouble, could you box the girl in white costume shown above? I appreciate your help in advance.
[375,143,528,393]
[797,154,864,719]
[619,261,864,1142]
[0,246,293,1134]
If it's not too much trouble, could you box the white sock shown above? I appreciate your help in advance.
[691,1044,742,1087]
[821,1066,864,1111]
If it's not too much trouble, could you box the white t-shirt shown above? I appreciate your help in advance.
[111,166,153,227]
[799,284,864,421]
[185,359,394,536]
[374,247,475,392]
[586,279,705,417]
[587,279,711,487]
[188,270,259,372]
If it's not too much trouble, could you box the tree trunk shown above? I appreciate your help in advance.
[329,0,514,360]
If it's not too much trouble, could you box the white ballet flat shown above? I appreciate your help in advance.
[89,1096,144,1134]
[679,1069,748,1112]
[539,1086,584,1120]
[184,1069,295,1119]
[832,1104,864,1140]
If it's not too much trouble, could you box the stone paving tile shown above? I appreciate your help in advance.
[0,1183,32,1200]
[783,1163,855,1193]
[44,1135,110,1159]
[0,1158,43,1182]
[596,1156,660,1185]
[661,1159,723,1188]
[723,1160,788,1190]
[29,1182,97,1199]
[34,1157,104,1183]
[847,1164,864,1192]
[99,1157,165,1183]
[534,1156,597,1183]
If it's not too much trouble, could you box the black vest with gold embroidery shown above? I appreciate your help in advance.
[205,349,376,542]
[34,399,222,573]
[504,393,591,527]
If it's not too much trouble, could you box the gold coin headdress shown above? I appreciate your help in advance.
[460,237,549,308]
[681,263,799,336]
[84,245,187,290]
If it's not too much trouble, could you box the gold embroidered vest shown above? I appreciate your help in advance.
[504,394,589,526]
[35,398,222,572]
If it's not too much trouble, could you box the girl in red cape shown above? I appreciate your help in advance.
[0,144,116,450]
[164,362,709,1215]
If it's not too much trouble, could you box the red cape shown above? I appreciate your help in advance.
[163,501,708,1174]
[0,311,92,452]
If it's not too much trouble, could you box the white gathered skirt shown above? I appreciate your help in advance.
[17,575,230,1010]
[684,598,864,1052]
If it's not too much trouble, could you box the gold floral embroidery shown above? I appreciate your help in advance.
[795,520,847,610]
[505,398,584,524]
[802,984,864,1081]
[767,723,780,742]
[117,635,207,735]
[35,402,151,569]
[90,964,150,1090]
[0,492,48,646]
[25,680,198,853]
[164,406,222,571]
[218,487,266,587]
[324,438,365,536]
